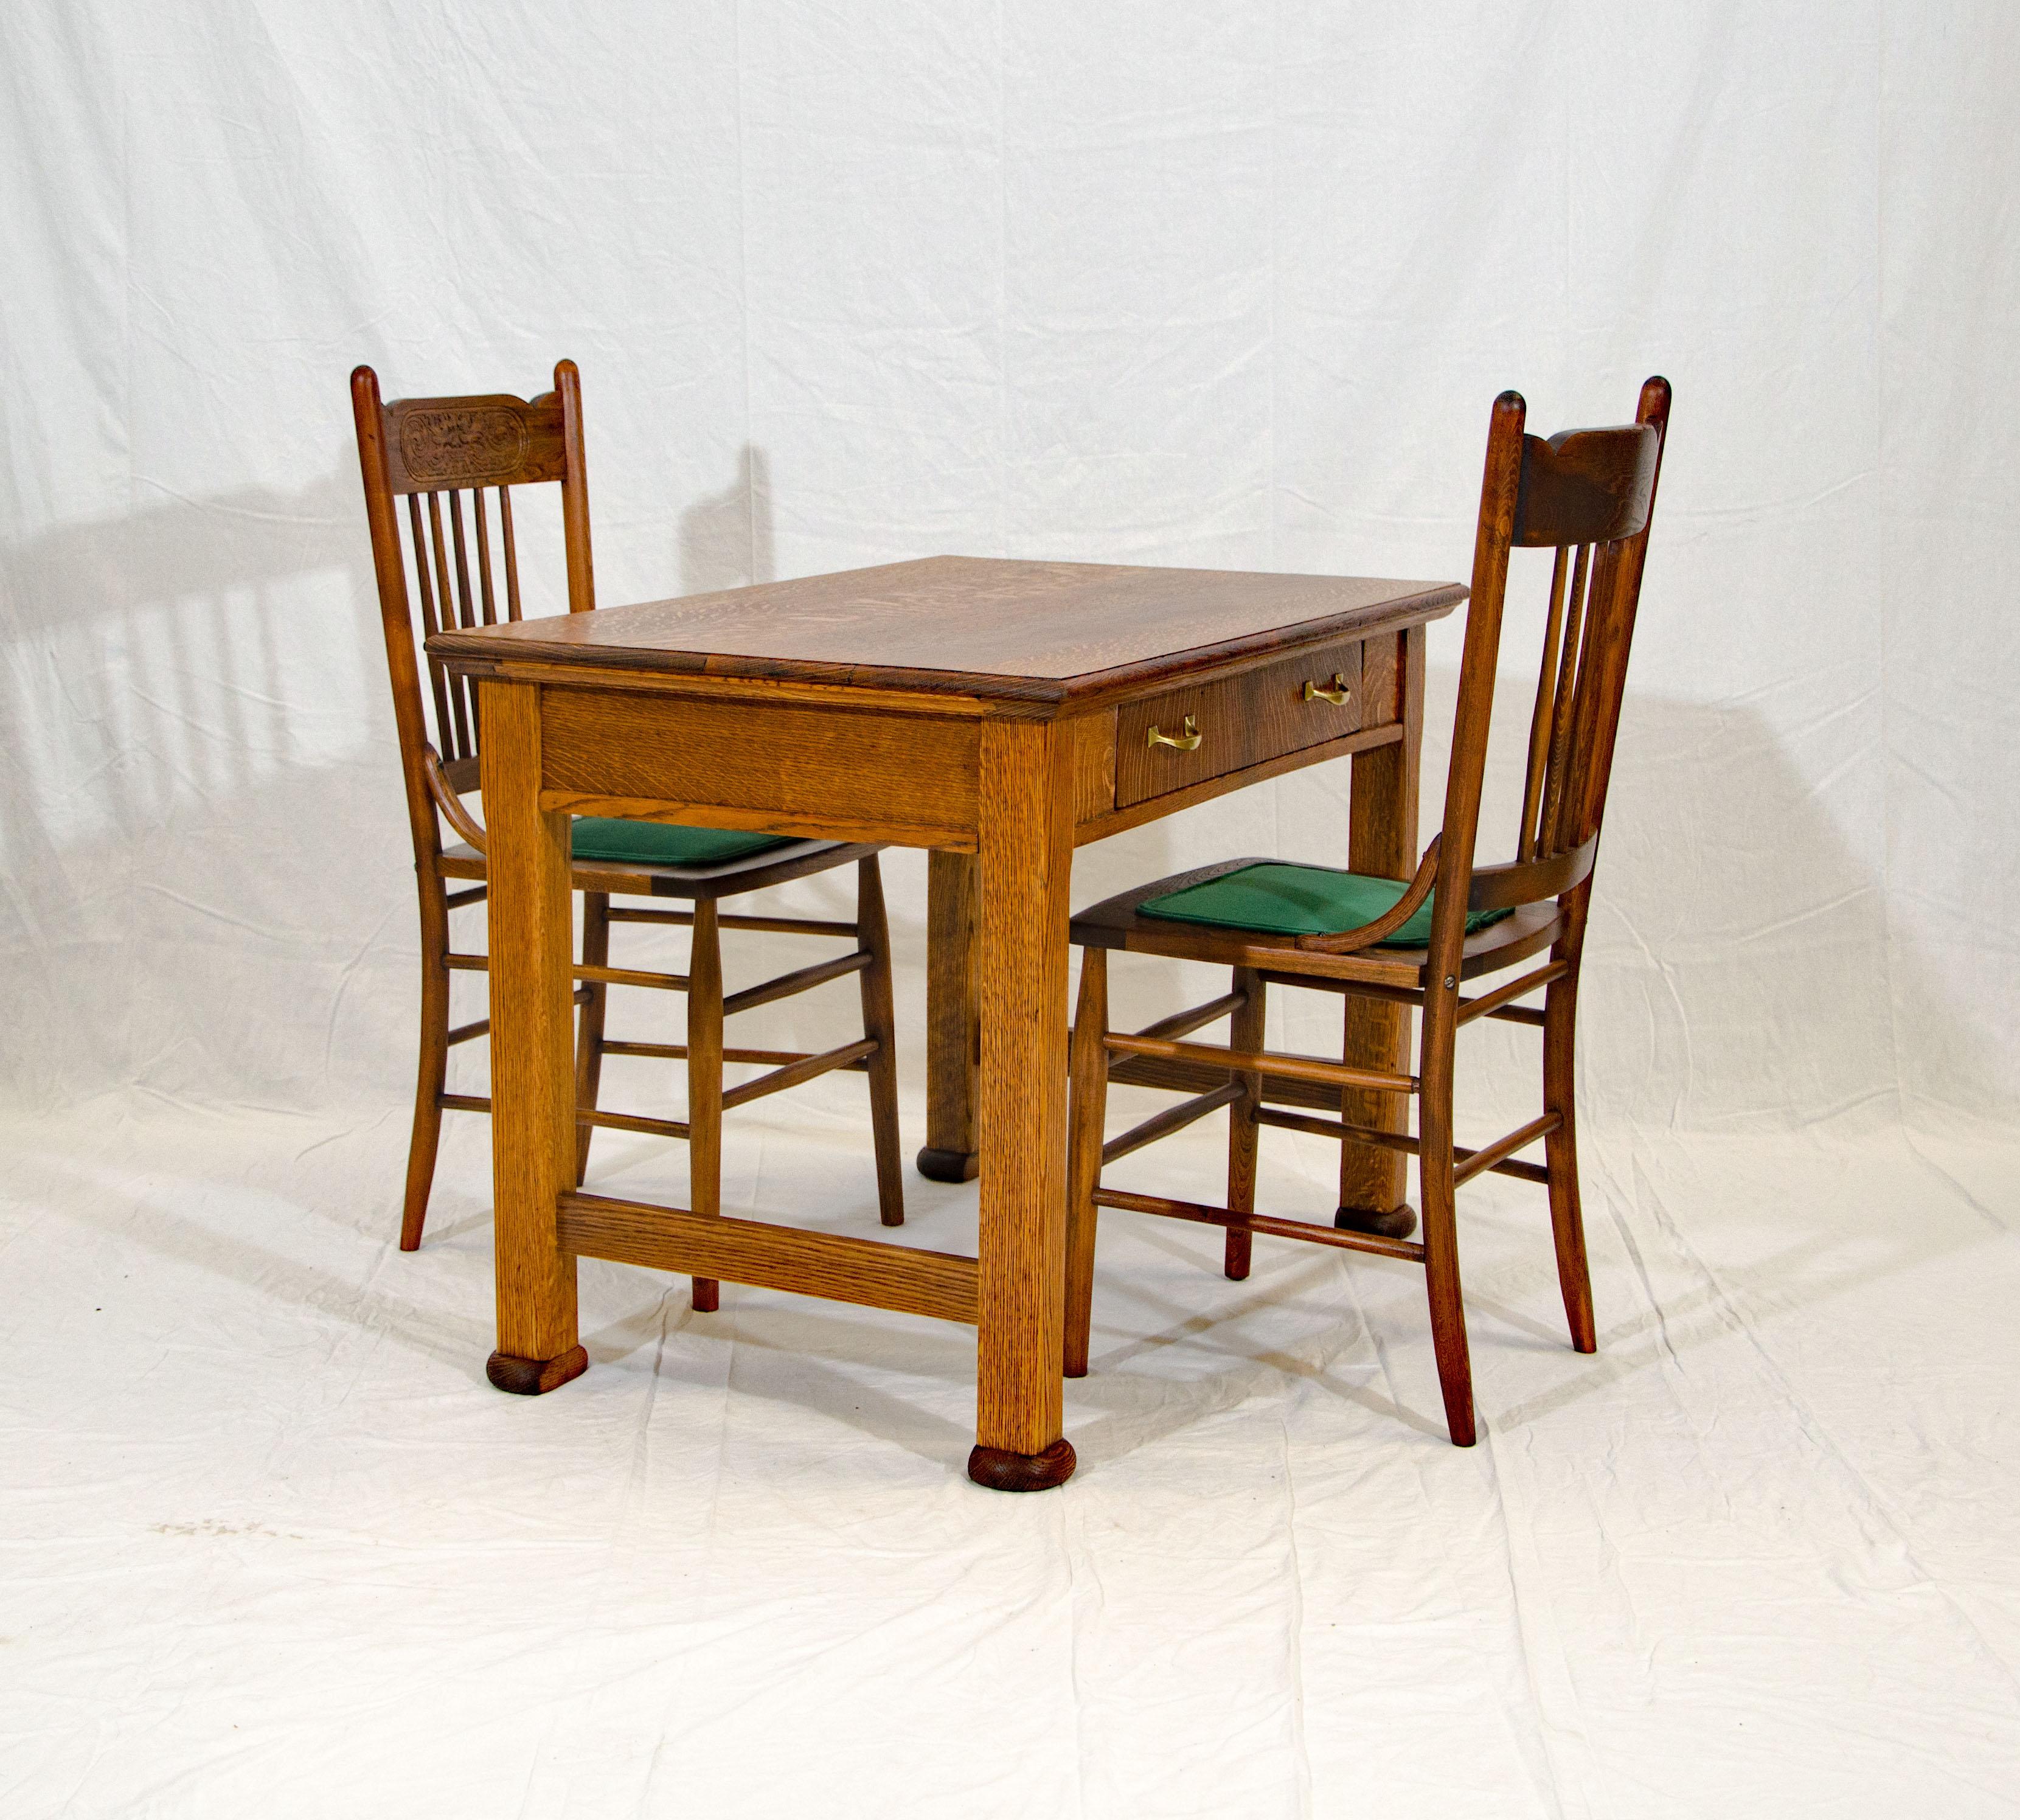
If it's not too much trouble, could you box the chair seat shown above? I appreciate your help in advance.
[1072,856,1564,985]
[571,817,790,867]
[439,827,883,900]
[1139,860,1511,946]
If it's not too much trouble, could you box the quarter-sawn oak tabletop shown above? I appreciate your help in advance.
[428,555,1465,708]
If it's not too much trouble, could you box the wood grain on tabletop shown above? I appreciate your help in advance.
[427,556,1465,706]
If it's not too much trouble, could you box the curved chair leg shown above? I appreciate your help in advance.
[1417,1171,1476,1446]
[1416,1165,1477,1445]
[687,898,724,1313]
[400,919,450,1252]
[1224,967,1265,1280]
[1542,971,1597,1352]
[574,891,610,1187]
[855,858,906,1228]
[1417,1017,1477,1446]
[1063,949,1109,1377]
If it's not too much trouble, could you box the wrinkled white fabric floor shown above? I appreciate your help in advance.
[4,1089,2017,1818]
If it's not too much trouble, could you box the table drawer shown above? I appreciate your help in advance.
[1114,641,1365,808]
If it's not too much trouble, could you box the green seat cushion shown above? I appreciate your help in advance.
[1139,861,1512,947]
[570,818,795,868]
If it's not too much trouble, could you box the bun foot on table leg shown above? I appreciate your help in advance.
[485,1345,589,1396]
[1335,1202,1420,1242]
[915,1146,980,1184]
[967,1437,1077,1492]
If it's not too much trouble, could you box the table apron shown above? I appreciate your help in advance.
[536,683,984,850]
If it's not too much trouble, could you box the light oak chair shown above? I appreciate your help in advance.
[1063,378,1671,1444]
[351,360,904,1304]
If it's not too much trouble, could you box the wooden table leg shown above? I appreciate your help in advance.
[1338,625,1427,1236]
[917,850,982,1182]
[967,721,1075,1492]
[479,680,587,1395]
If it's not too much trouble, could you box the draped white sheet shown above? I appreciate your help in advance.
[4,4,2018,1814]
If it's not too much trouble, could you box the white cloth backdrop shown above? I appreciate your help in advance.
[4,4,2019,1816]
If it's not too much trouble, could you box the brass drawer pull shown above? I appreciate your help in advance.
[1303,673,1352,706]
[1146,714,1203,752]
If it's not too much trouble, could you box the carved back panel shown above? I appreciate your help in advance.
[381,395,571,495]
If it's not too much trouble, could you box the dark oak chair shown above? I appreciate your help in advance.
[1064,378,1671,1445]
[350,360,904,1302]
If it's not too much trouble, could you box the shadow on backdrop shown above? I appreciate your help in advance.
[0,468,395,1111]
[676,444,774,596]
[0,448,805,1125]
[1,475,1990,1167]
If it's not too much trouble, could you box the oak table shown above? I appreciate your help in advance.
[429,557,1461,1490]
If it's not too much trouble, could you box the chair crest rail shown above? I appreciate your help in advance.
[1512,423,1660,548]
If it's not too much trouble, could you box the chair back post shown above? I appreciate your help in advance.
[351,364,446,870]
[1421,391,1529,1001]
[555,358,596,614]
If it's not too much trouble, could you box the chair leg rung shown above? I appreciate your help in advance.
[1252,968,1560,1031]
[605,908,860,939]
[1455,962,1569,1027]
[720,913,860,939]
[445,1091,692,1142]
[1254,1105,1557,1187]
[1101,1081,1244,1166]
[574,963,689,993]
[1107,1052,1351,1113]
[600,1040,865,1070]
[1092,1187,1426,1263]
[1450,1113,1561,1186]
[1258,1105,1409,1150]
[720,1038,880,1110]
[578,1107,691,1141]
[1128,991,1248,1045]
[1102,1031,1416,1097]
[721,951,872,1018]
